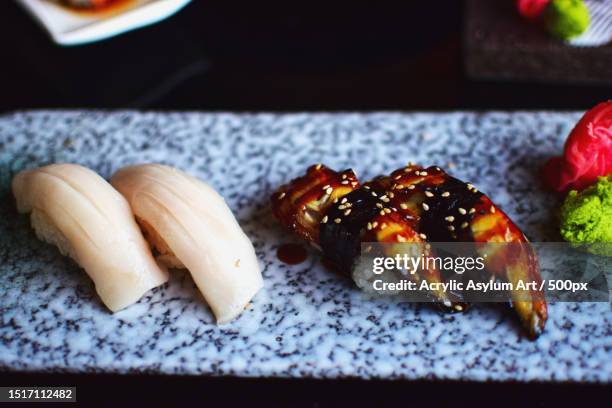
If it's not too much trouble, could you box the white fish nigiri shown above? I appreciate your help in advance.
[12,164,169,312]
[111,164,263,323]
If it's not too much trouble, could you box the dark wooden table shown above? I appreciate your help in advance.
[0,0,609,112]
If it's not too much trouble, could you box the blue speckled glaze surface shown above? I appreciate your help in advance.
[0,111,610,382]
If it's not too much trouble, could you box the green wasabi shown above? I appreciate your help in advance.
[545,0,590,40]
[560,175,612,255]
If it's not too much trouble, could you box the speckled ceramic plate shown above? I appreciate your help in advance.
[0,111,610,382]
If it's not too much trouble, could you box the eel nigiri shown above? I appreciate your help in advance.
[12,163,169,312]
[111,164,263,324]
[271,164,463,310]
[272,163,548,339]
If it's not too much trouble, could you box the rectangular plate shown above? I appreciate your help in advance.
[0,111,610,382]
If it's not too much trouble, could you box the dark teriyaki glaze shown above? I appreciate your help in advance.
[319,169,486,274]
[319,186,385,275]
[419,175,484,242]
[276,243,308,265]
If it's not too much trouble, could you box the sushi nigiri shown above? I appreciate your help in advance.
[12,163,169,312]
[111,164,263,324]
[272,164,548,339]
[272,164,464,311]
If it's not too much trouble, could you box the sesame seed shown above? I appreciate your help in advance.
[338,204,346,210]
[322,184,330,190]
[278,192,286,200]
[333,198,339,203]
[407,185,416,190]
[421,171,428,176]
[415,171,421,176]
[445,216,455,222]
[367,222,372,230]
[321,215,328,223]
[341,197,348,204]
[325,187,333,195]
[371,191,378,197]
[490,205,496,213]
[419,233,427,240]
[364,185,370,190]
[380,210,386,216]
[467,183,474,190]
[469,208,476,214]
[380,223,388,230]
[372,222,378,228]
[315,163,322,170]
[408,161,415,166]
[341,180,349,185]
[381,196,390,203]
[394,175,402,180]
[376,203,383,208]
[435,167,441,171]
[342,174,347,179]
[400,203,408,210]
[345,203,352,208]
[384,208,392,214]
[344,209,352,216]
[422,203,430,211]
[472,188,478,193]
[334,218,342,224]
[396,184,404,190]
[391,207,397,212]
[448,225,455,231]
[397,235,406,242]
[351,181,358,187]
[388,192,395,198]
[404,167,411,173]
[441,191,450,197]
[461,222,469,229]
[425,191,434,198]
[458,208,467,215]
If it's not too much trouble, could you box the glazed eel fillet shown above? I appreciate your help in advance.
[271,163,547,339]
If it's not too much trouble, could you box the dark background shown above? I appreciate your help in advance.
[0,372,609,406]
[0,0,609,112]
[1,0,610,405]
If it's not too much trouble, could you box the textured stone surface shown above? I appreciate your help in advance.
[0,111,610,382]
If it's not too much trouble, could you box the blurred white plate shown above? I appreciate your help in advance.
[17,0,192,46]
